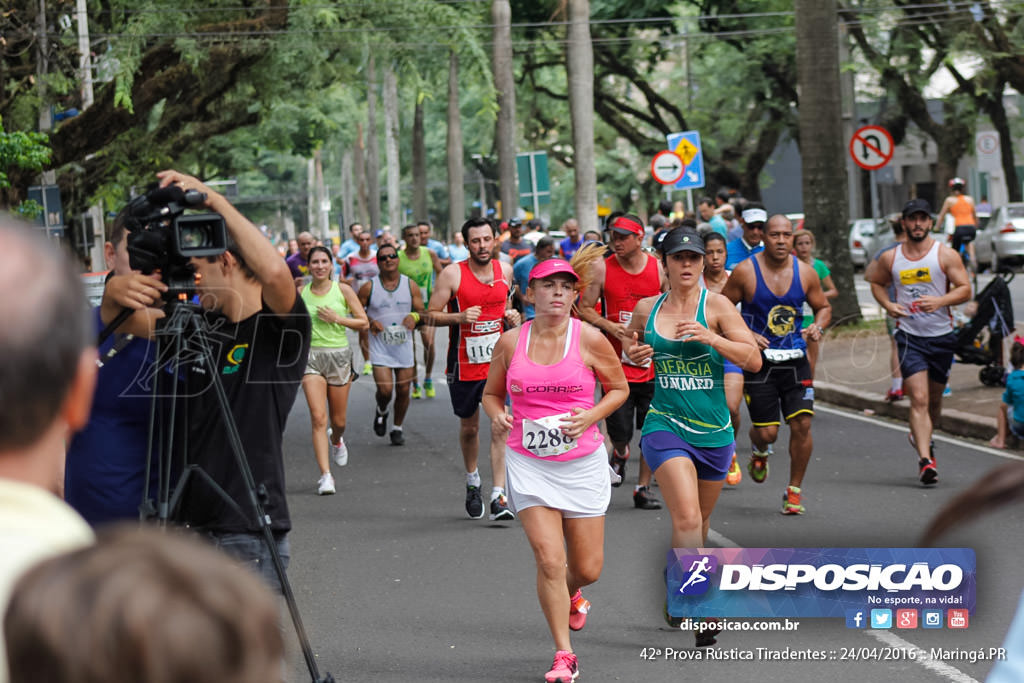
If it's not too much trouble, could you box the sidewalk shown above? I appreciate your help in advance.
[815,330,1011,445]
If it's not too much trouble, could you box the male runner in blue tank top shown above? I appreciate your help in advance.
[722,214,830,515]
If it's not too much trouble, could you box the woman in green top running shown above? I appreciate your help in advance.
[625,227,761,640]
[299,246,369,496]
[793,230,838,376]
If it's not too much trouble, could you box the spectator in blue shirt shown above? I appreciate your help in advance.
[558,218,584,259]
[698,196,728,237]
[725,204,766,270]
[513,236,556,320]
[448,231,470,263]
[418,221,451,269]
[990,340,1024,449]
[337,222,365,260]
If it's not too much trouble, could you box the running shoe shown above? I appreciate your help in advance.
[781,485,805,515]
[389,428,405,446]
[317,472,336,496]
[725,454,742,486]
[424,378,436,398]
[633,485,662,510]
[884,388,904,402]
[363,360,372,375]
[489,493,515,521]
[569,590,590,631]
[943,385,953,397]
[373,410,388,437]
[411,383,422,399]
[694,618,722,648]
[330,436,348,467]
[544,650,579,683]
[919,458,938,485]
[609,447,628,488]
[748,445,772,484]
[465,485,484,519]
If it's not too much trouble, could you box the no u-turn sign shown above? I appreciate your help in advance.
[850,125,894,171]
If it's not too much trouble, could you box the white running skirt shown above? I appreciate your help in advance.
[505,444,610,519]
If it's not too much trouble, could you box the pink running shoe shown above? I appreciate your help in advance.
[568,590,590,631]
[544,650,579,683]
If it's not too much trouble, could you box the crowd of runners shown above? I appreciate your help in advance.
[57,177,975,683]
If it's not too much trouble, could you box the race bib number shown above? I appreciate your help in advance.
[763,348,805,363]
[522,413,576,458]
[466,332,500,364]
[622,347,652,368]
[381,325,409,346]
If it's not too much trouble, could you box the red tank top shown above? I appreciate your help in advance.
[447,260,509,381]
[603,253,660,382]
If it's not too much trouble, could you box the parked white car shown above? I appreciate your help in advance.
[979,203,1024,271]
[848,218,887,267]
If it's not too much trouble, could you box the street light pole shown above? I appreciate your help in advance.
[472,154,487,218]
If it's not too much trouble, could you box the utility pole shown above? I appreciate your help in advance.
[76,0,105,270]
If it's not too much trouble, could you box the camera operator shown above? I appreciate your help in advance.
[100,170,311,593]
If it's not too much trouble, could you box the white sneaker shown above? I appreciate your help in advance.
[317,472,336,495]
[330,437,348,466]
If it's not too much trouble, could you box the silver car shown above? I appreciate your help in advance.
[982,203,1024,271]
[848,218,887,267]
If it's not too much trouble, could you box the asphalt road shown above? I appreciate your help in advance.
[274,339,1024,683]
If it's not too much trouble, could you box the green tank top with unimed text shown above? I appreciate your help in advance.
[641,289,732,448]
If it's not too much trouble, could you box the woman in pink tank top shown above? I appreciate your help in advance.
[482,259,627,683]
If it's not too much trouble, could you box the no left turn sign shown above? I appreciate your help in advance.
[849,125,894,171]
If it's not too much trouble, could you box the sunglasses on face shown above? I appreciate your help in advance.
[378,253,399,261]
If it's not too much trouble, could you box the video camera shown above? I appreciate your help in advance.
[123,184,228,298]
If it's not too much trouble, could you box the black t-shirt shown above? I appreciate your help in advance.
[181,295,311,533]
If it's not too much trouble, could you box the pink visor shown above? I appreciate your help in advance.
[529,259,579,281]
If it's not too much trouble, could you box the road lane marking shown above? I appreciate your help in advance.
[867,630,980,683]
[816,404,1024,462]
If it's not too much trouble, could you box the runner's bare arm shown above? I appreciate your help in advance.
[561,325,628,438]
[867,249,906,318]
[622,296,656,365]
[705,293,763,372]
[425,263,471,326]
[500,261,522,327]
[576,257,612,332]
[720,259,752,305]
[406,280,426,330]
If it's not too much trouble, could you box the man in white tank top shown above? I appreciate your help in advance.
[868,198,971,485]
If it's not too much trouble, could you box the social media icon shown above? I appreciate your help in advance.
[871,609,892,629]
[948,609,969,629]
[845,610,866,628]
[896,609,918,629]
[923,610,943,628]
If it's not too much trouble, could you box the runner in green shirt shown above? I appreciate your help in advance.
[398,224,442,398]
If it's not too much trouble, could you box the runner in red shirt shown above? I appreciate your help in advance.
[577,214,667,510]
[429,218,521,520]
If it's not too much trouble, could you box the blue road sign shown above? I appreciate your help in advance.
[666,131,705,191]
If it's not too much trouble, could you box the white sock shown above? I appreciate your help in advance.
[634,485,644,493]
[392,425,403,432]
[490,486,504,502]
[891,378,903,392]
[466,470,481,487]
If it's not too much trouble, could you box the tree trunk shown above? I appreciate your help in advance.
[794,0,857,325]
[353,122,370,228]
[306,156,316,235]
[340,148,355,233]
[314,147,329,238]
[492,0,517,220]
[987,89,1021,202]
[366,54,382,231]
[566,0,597,234]
[383,62,402,231]
[446,50,466,241]
[412,93,428,223]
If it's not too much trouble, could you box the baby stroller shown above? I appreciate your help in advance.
[954,271,1015,386]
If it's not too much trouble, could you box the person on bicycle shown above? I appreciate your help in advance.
[936,177,980,272]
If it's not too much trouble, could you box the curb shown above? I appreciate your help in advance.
[816,381,997,442]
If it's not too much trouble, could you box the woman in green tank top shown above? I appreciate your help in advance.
[298,246,369,496]
[623,228,761,637]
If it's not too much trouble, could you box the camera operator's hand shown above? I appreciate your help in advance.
[100,272,167,336]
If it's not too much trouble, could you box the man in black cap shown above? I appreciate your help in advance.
[867,198,971,485]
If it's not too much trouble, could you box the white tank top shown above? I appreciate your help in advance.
[890,241,953,337]
[366,274,415,368]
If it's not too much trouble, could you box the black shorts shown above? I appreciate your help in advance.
[895,329,957,385]
[448,378,486,419]
[952,224,976,253]
[743,356,814,427]
[605,381,654,445]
